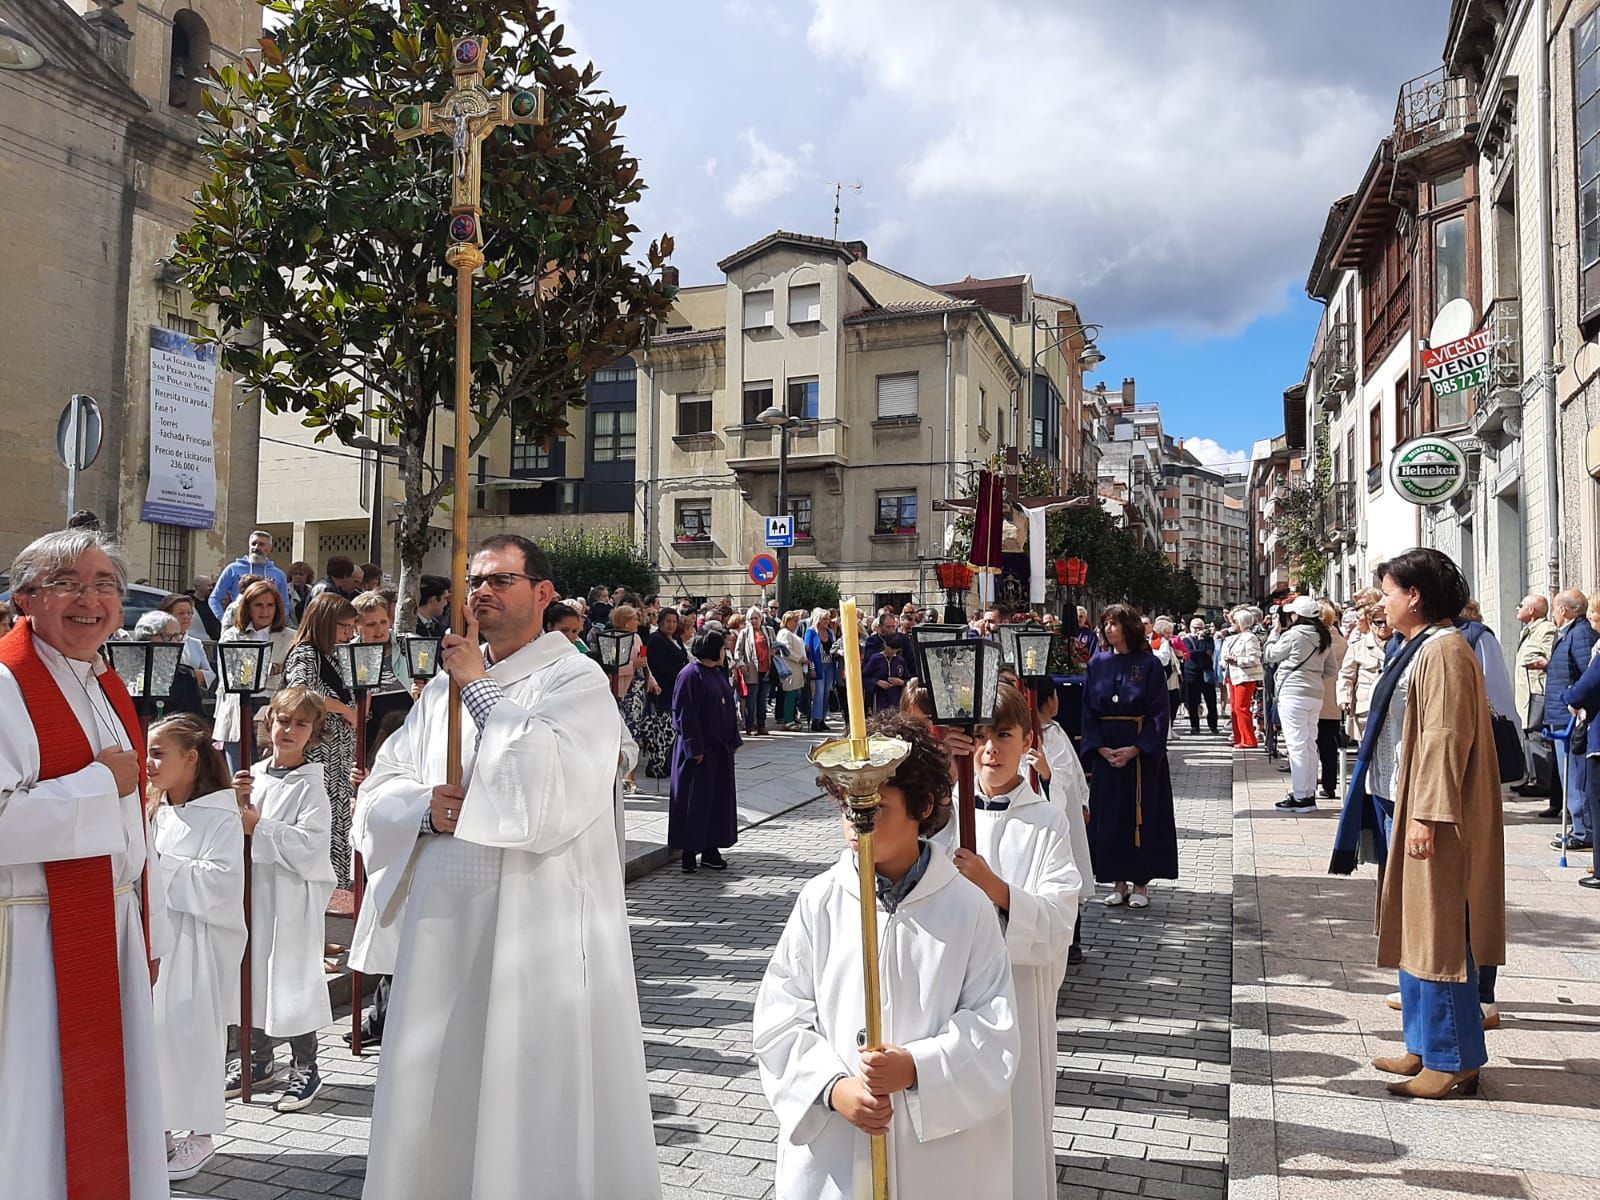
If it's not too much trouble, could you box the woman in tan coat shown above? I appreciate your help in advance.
[1367,548,1505,1100]
[1338,597,1387,739]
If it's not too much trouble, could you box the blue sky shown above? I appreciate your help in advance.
[552,0,1447,470]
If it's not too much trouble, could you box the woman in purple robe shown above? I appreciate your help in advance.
[1082,603,1179,908]
[669,629,742,874]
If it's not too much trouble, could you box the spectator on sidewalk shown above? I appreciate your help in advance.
[1356,548,1505,1101]
[285,561,314,625]
[1316,601,1349,800]
[804,607,835,733]
[189,574,223,641]
[642,608,687,776]
[1178,617,1219,736]
[211,530,290,621]
[773,610,808,730]
[1545,588,1597,839]
[1559,590,1600,890]
[733,605,773,736]
[1514,593,1558,797]
[669,629,741,874]
[1339,598,1387,741]
[1266,595,1330,811]
[1148,616,1182,732]
[414,574,451,639]
[311,556,361,600]
[1221,607,1264,748]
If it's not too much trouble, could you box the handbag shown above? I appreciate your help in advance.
[1489,706,1525,784]
[773,654,792,682]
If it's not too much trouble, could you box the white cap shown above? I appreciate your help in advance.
[1288,595,1320,619]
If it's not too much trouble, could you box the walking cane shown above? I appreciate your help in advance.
[238,693,256,1103]
[1551,717,1576,870]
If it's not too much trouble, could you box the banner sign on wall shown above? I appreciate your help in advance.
[1421,327,1493,396]
[142,327,218,529]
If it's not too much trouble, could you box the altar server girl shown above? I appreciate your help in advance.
[1028,678,1095,964]
[147,714,247,1182]
[229,687,335,1113]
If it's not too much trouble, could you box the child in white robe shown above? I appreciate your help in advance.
[230,687,336,1112]
[754,712,1020,1200]
[1027,679,1095,965]
[148,713,248,1183]
[943,684,1083,1200]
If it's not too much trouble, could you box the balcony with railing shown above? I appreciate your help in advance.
[1318,481,1355,549]
[1471,297,1522,441]
[1315,320,1356,404]
[1393,67,1477,159]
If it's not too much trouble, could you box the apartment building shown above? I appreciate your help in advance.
[634,231,1094,605]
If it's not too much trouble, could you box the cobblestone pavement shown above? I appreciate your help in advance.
[176,735,1235,1199]
[1232,747,1600,1200]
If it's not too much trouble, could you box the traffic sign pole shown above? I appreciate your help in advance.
[776,421,789,612]
[64,399,80,518]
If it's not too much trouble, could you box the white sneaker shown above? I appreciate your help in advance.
[167,1133,215,1182]
[1384,991,1402,1011]
[1482,1002,1501,1029]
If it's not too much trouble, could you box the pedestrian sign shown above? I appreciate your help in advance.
[749,553,779,586]
[765,515,795,548]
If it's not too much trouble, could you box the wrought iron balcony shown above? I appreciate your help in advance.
[1471,297,1522,440]
[1394,67,1476,158]
[1319,481,1355,549]
[1315,320,1356,403]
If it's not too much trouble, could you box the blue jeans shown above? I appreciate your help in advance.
[1558,749,1590,839]
[810,664,833,723]
[742,676,770,732]
[1373,795,1489,1071]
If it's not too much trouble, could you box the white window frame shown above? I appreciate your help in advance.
[875,372,919,420]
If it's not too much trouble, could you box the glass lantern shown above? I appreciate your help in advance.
[595,628,634,670]
[103,639,183,700]
[917,637,1001,728]
[400,634,442,680]
[909,622,966,663]
[338,641,389,693]
[217,640,271,695]
[1014,628,1057,680]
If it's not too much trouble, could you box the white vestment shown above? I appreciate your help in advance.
[0,637,170,1198]
[753,849,1019,1200]
[152,788,246,1134]
[360,632,660,1200]
[249,761,335,1036]
[963,780,1082,1200]
[1037,721,1096,887]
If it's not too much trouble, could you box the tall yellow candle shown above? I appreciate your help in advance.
[840,597,869,756]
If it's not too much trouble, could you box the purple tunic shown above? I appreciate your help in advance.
[668,663,743,853]
[1081,648,1179,884]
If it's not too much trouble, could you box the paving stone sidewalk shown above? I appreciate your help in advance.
[176,734,1237,1199]
[1230,748,1600,1200]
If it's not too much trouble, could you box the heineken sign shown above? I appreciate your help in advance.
[1422,327,1493,396]
[1390,436,1469,505]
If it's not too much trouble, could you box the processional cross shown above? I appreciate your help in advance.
[393,35,545,782]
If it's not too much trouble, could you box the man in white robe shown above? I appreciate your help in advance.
[0,530,170,1199]
[359,534,660,1200]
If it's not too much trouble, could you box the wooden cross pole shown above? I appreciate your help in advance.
[393,34,545,783]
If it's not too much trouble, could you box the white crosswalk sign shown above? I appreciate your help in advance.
[765,515,794,548]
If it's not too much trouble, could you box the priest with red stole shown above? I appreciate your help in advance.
[0,530,170,1198]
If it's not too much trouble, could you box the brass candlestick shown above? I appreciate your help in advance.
[808,733,911,1200]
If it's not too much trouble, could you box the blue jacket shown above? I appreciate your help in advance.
[1548,618,1599,745]
[1563,645,1600,719]
[210,556,290,621]
[1177,634,1216,683]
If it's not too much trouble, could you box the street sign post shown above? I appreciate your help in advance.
[749,553,779,588]
[56,394,103,518]
[765,515,795,548]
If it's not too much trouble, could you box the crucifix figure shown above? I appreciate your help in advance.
[392,34,545,782]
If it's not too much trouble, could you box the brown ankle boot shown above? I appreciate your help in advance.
[1385,1068,1480,1099]
[1370,1053,1423,1076]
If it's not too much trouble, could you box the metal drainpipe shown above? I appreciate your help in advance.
[944,312,954,544]
[642,351,658,571]
[1537,0,1560,591]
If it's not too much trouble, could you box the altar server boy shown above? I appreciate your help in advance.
[1028,679,1095,963]
[147,714,248,1182]
[941,683,1083,1200]
[753,712,1020,1200]
[229,687,336,1112]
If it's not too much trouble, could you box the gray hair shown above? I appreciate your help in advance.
[133,610,178,639]
[8,529,128,595]
[1153,617,1174,637]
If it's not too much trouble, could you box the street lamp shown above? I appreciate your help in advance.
[349,433,403,568]
[758,404,795,612]
[916,636,1001,853]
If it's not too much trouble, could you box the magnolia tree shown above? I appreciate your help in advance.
[173,0,675,623]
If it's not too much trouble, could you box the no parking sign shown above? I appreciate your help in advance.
[749,553,778,586]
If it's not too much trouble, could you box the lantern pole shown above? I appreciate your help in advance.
[238,688,256,1104]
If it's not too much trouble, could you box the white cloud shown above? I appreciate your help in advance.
[805,0,1390,334]
[703,157,718,177]
[1181,437,1250,471]
[724,132,811,218]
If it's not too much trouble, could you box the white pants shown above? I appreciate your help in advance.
[1278,695,1322,800]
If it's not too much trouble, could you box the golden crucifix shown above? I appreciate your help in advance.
[394,34,546,783]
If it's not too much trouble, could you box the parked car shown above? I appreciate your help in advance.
[0,574,173,633]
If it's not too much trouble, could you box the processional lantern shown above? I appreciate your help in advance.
[103,639,183,702]
[400,634,442,680]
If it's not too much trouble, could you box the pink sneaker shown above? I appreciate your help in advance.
[167,1133,215,1182]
